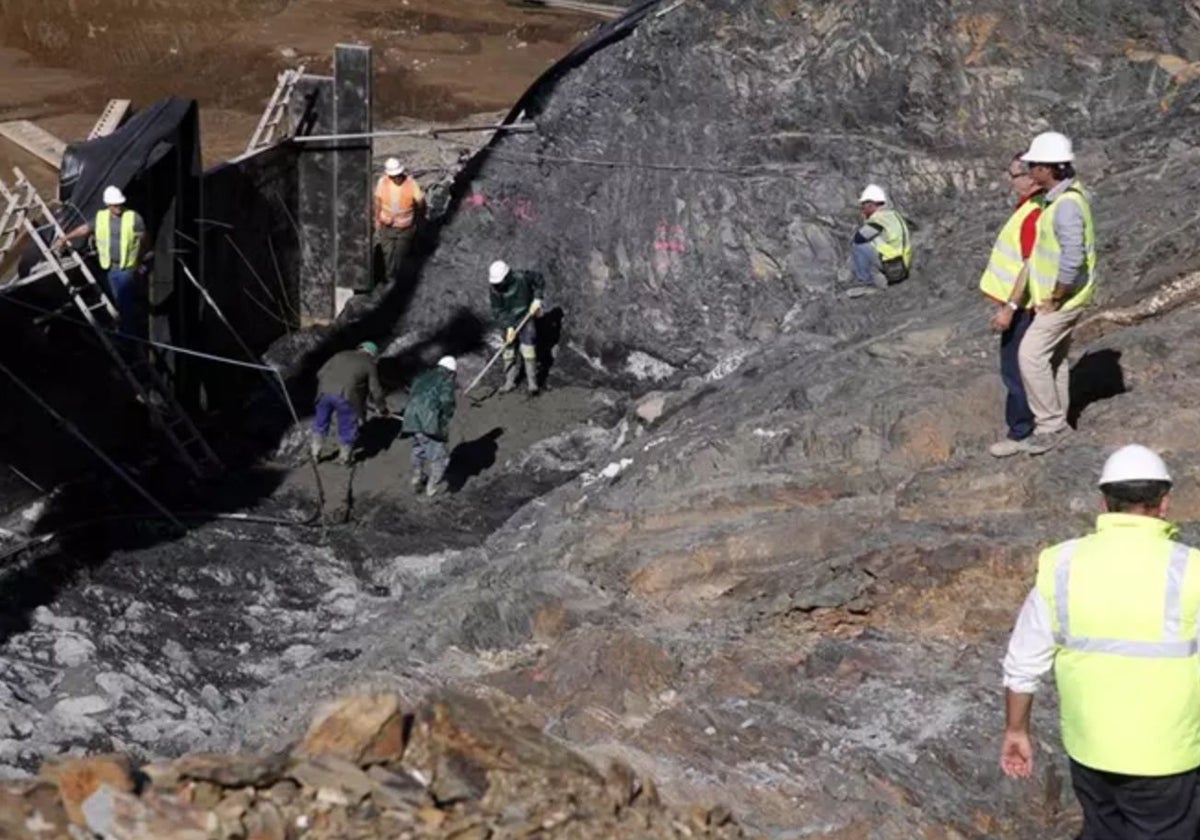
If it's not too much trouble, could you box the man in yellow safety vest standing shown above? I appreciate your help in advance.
[1001,444,1200,838]
[846,183,913,299]
[982,154,1044,457]
[54,185,147,338]
[374,157,424,285]
[1016,131,1096,453]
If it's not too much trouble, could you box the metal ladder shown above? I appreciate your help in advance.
[0,168,223,479]
[245,65,306,155]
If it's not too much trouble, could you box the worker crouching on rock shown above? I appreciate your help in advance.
[488,260,544,394]
[1002,444,1200,838]
[402,356,458,498]
[311,341,389,465]
[846,184,912,298]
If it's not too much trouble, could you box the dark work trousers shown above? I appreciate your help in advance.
[999,308,1035,441]
[1071,759,1200,840]
[377,225,415,285]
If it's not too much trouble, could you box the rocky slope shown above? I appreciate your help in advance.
[6,1,1200,839]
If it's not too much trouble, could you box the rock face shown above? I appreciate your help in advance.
[6,2,1200,839]
[405,0,1200,383]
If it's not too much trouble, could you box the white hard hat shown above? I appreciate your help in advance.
[102,186,126,206]
[858,184,888,204]
[488,260,511,285]
[437,356,457,372]
[384,158,405,177]
[1020,131,1074,164]
[1099,444,1172,486]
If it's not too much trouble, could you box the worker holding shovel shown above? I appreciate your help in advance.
[401,356,458,498]
[488,260,544,394]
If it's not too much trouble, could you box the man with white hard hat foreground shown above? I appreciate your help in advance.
[374,157,425,285]
[401,356,458,498]
[846,183,913,298]
[1001,444,1200,838]
[488,260,545,394]
[54,185,147,338]
[1016,131,1097,454]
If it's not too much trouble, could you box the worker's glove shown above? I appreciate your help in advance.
[529,299,543,317]
[505,327,516,345]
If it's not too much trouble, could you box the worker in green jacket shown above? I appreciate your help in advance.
[401,356,458,497]
[488,260,544,394]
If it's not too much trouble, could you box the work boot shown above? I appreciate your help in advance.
[1024,429,1070,457]
[499,360,520,394]
[426,461,447,498]
[524,358,540,395]
[989,438,1032,458]
[336,443,354,466]
[410,471,426,493]
[310,433,326,461]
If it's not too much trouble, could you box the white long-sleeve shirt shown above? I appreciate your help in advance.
[1003,585,1200,694]
[1002,588,1056,693]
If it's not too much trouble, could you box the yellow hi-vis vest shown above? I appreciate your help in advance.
[1035,513,1200,776]
[94,209,139,270]
[978,198,1043,305]
[1028,181,1096,310]
[870,207,913,269]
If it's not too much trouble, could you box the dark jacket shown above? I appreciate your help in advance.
[489,269,545,330]
[402,368,456,441]
[316,350,386,416]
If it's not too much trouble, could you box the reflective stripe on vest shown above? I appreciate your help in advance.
[1028,183,1096,310]
[1036,528,1200,775]
[870,208,913,269]
[94,209,138,270]
[979,201,1040,304]
[1053,540,1196,658]
[376,176,420,228]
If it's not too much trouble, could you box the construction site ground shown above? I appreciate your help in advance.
[0,0,593,195]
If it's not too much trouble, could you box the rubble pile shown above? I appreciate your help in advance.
[2,693,749,840]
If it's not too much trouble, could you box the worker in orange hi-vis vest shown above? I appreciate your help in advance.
[374,157,425,285]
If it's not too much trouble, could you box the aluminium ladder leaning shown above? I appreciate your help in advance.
[0,168,223,479]
[245,65,307,155]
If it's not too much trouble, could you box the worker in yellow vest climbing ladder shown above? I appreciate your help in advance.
[1016,131,1096,454]
[374,157,424,285]
[54,185,147,338]
[846,184,913,298]
[1001,444,1200,839]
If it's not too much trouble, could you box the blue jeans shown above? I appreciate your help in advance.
[411,432,448,481]
[313,394,359,446]
[1000,309,1035,440]
[851,241,880,285]
[106,268,140,337]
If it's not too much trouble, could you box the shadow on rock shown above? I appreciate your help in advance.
[535,307,565,390]
[446,427,504,492]
[1069,349,1126,427]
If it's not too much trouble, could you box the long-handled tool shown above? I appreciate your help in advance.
[464,311,534,398]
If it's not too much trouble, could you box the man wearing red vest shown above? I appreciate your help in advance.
[374,158,424,285]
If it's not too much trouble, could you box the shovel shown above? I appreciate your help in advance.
[464,311,534,402]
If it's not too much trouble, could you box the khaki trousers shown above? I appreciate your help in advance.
[1018,308,1081,435]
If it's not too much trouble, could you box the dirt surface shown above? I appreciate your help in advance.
[0,0,594,193]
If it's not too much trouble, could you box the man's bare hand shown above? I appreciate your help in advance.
[990,306,1014,333]
[1000,729,1034,779]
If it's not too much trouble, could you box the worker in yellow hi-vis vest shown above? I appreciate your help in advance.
[1015,131,1097,454]
[55,185,147,338]
[846,184,913,299]
[1002,444,1200,839]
